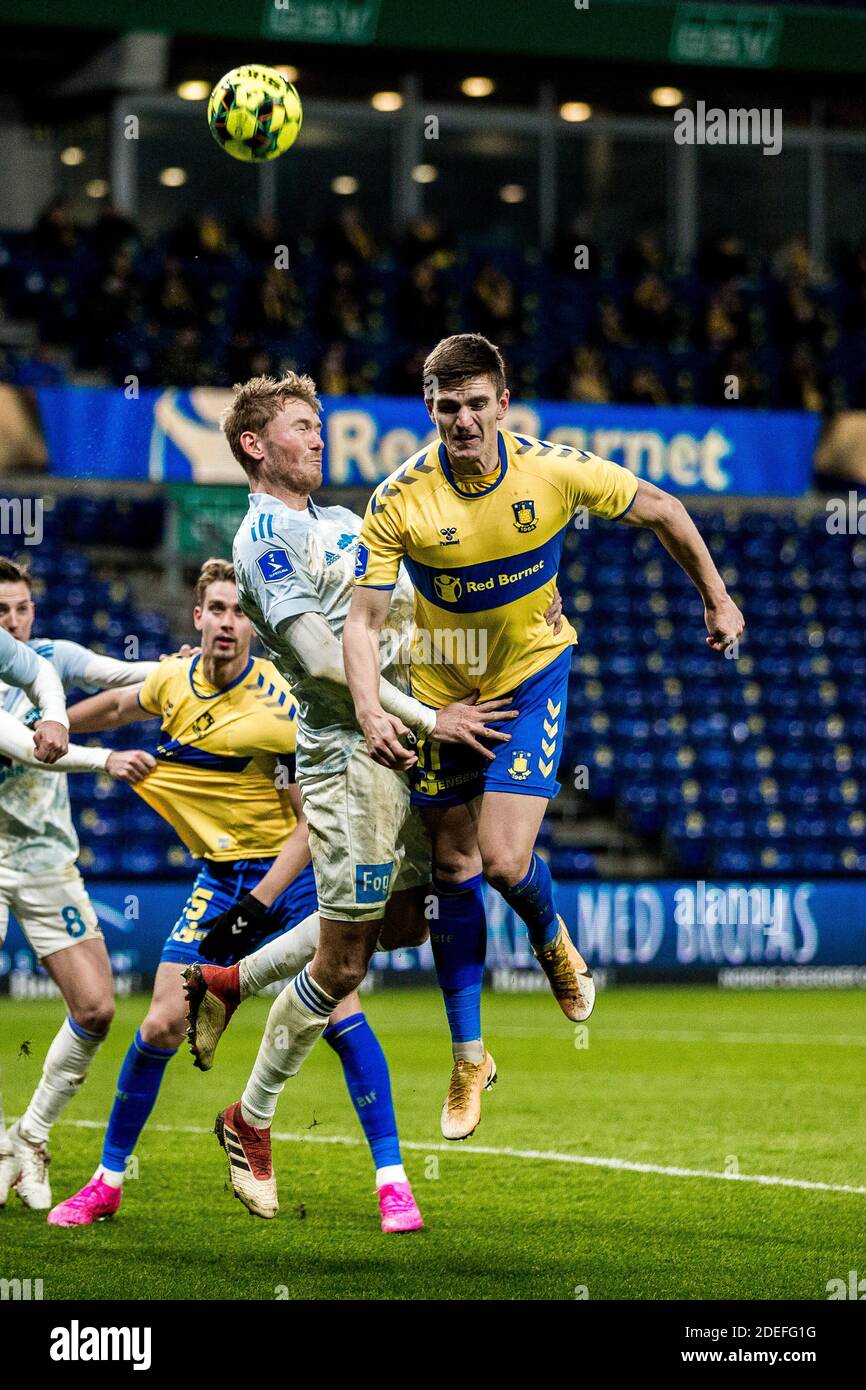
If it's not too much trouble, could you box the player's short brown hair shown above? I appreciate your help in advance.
[422,333,507,402]
[0,557,33,592]
[195,557,236,608]
[220,372,322,474]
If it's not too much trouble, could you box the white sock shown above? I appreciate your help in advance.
[240,966,336,1128]
[375,1164,407,1189]
[454,1039,485,1065]
[94,1166,124,1189]
[20,1016,106,1144]
[239,912,320,999]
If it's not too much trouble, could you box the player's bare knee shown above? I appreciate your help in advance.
[324,960,367,999]
[72,997,114,1037]
[434,850,482,883]
[483,850,530,893]
[140,1011,185,1051]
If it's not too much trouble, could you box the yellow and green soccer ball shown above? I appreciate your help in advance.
[207,65,302,162]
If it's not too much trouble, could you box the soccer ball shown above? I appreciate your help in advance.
[207,65,302,163]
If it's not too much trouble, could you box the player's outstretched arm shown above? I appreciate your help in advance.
[0,633,71,762]
[619,478,745,653]
[0,706,154,781]
[67,683,153,733]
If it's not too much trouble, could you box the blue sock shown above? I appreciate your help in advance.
[100,1030,176,1174]
[323,1013,401,1172]
[430,872,486,1045]
[500,852,559,949]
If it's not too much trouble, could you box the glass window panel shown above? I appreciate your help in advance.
[136,106,258,239]
[557,132,669,260]
[699,144,809,254]
[272,108,396,239]
[825,147,866,254]
[420,122,539,247]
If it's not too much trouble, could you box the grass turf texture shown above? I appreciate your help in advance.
[1,986,862,1300]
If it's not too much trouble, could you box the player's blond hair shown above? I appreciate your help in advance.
[195,557,236,608]
[220,372,322,474]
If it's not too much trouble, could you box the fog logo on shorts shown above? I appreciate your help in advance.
[355,861,394,904]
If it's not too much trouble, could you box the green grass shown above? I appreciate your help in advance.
[1,986,863,1300]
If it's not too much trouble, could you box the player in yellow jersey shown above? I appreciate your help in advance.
[344,333,745,1137]
[48,559,424,1231]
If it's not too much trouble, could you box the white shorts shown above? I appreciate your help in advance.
[0,863,102,962]
[299,741,431,923]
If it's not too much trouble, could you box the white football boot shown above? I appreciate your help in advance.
[0,1130,18,1207]
[9,1120,52,1210]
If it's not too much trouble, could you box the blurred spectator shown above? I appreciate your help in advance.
[619,230,664,280]
[470,262,520,343]
[558,346,612,403]
[168,213,232,260]
[90,204,139,263]
[698,232,748,284]
[147,256,199,329]
[320,205,377,268]
[32,197,77,257]
[780,346,829,411]
[397,258,450,341]
[625,273,679,346]
[623,366,669,406]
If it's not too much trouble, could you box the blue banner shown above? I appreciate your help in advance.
[36,386,818,496]
[2,879,864,988]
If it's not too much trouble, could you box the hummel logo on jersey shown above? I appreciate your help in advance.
[257,548,295,583]
[231,917,248,935]
[439,527,459,546]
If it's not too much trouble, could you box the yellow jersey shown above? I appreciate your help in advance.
[134,654,298,861]
[355,429,639,706]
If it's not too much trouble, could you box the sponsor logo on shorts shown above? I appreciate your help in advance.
[355,861,394,904]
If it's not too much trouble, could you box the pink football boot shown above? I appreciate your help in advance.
[377,1180,424,1234]
[47,1176,123,1227]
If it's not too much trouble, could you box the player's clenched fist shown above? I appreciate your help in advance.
[32,720,69,763]
[432,692,518,762]
[704,593,745,654]
[106,750,157,784]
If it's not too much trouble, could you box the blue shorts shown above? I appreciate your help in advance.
[160,858,319,968]
[410,647,572,808]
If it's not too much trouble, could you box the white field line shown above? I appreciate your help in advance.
[55,1118,866,1197]
[368,1023,866,1046]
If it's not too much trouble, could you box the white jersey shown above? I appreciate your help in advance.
[0,639,155,873]
[233,493,416,775]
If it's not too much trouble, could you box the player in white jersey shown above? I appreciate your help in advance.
[191,372,521,1219]
[0,557,156,1210]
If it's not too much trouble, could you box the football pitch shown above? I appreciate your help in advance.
[1,986,862,1301]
